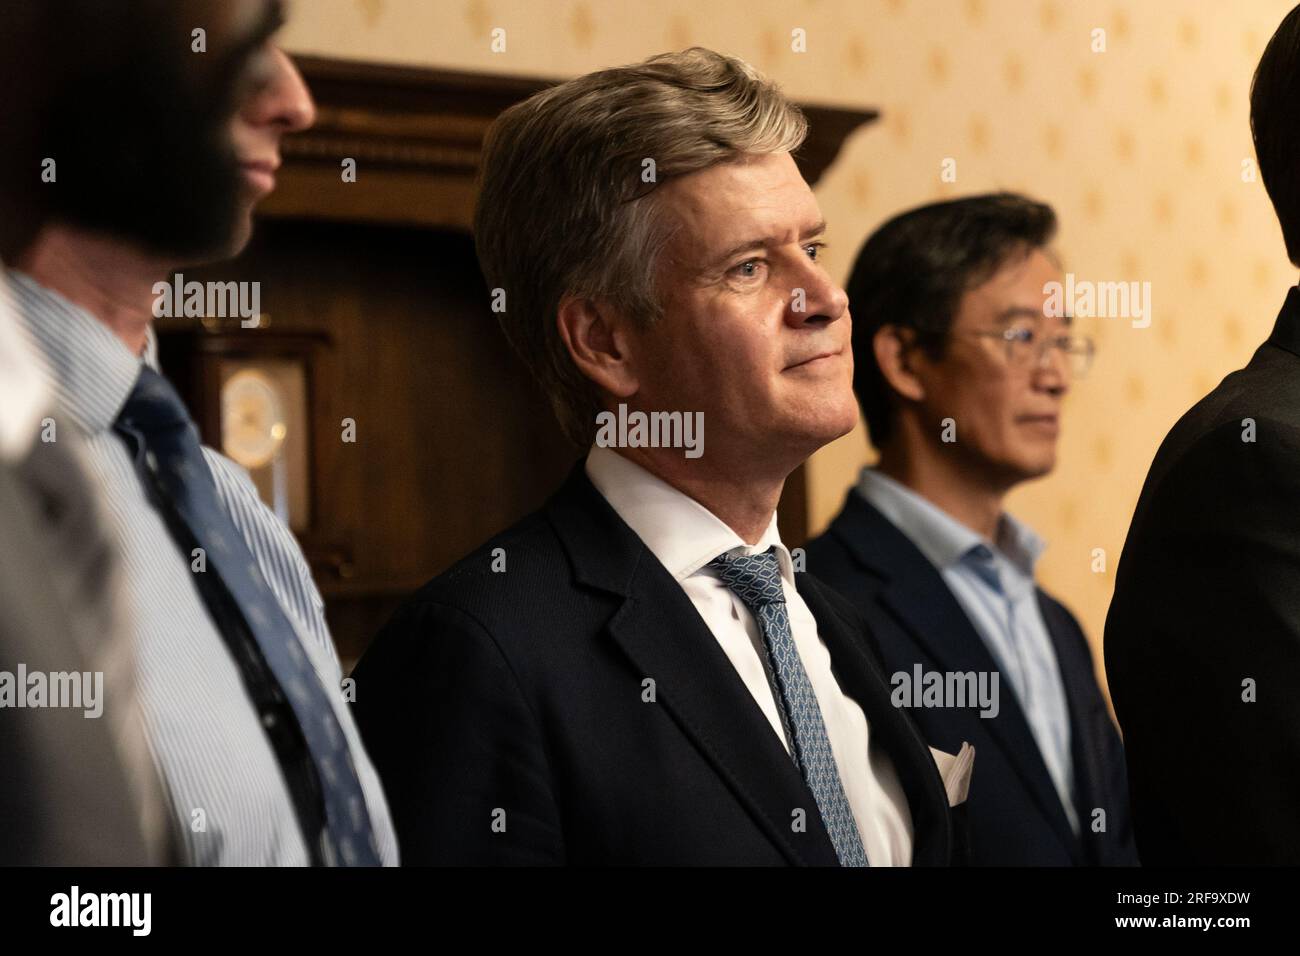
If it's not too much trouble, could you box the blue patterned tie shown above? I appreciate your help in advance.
[709,547,869,866]
[114,366,379,866]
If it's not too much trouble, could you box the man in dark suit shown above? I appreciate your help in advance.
[1105,5,1300,865]
[807,193,1137,866]
[352,48,961,865]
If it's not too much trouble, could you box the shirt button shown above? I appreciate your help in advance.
[261,712,278,730]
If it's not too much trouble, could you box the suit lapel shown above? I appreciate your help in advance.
[1265,286,1300,359]
[1038,591,1103,861]
[797,573,952,866]
[607,564,842,865]
[546,465,839,866]
[830,493,1081,856]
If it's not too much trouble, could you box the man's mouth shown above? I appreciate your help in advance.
[239,158,279,194]
[1018,413,1060,435]
[784,349,843,371]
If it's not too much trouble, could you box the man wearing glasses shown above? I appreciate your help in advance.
[806,193,1137,866]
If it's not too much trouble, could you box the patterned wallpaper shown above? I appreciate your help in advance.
[281,0,1300,688]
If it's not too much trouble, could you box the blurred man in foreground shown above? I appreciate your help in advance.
[0,0,166,866]
[11,0,397,865]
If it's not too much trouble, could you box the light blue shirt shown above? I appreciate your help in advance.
[856,467,1078,834]
[9,271,398,865]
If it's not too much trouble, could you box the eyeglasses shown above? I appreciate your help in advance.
[970,326,1095,378]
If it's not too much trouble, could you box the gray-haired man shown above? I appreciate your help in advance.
[353,48,962,866]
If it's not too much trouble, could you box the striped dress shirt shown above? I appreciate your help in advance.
[8,271,398,866]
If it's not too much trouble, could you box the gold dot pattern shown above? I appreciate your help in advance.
[1113,9,1130,41]
[1003,53,1024,91]
[845,37,869,74]
[1043,124,1064,161]
[1114,128,1135,162]
[928,47,951,84]
[665,15,693,49]
[1077,65,1099,101]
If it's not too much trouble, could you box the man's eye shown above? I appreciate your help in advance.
[1007,327,1036,343]
[234,45,277,100]
[731,259,765,279]
[805,241,826,261]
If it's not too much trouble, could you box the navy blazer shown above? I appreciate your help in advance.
[352,465,956,865]
[806,491,1138,866]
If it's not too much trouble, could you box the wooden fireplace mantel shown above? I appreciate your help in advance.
[262,54,879,231]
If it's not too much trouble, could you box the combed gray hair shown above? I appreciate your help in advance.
[473,47,808,446]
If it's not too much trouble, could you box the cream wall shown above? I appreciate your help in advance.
[282,0,1300,691]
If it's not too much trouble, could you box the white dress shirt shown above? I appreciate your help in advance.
[586,445,914,865]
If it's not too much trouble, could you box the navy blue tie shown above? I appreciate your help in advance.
[115,365,379,866]
[709,547,869,866]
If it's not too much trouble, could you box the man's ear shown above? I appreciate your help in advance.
[556,295,639,399]
[872,324,927,403]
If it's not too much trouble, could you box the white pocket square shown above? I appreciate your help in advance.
[929,742,975,807]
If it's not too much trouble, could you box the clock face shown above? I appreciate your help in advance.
[221,368,287,470]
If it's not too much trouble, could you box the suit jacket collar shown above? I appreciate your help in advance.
[1036,592,1112,864]
[1266,286,1300,360]
[545,465,949,866]
[855,466,1046,578]
[827,490,1082,857]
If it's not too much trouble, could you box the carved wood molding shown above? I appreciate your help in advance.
[263,54,878,232]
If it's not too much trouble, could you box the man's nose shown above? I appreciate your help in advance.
[1033,344,1070,395]
[785,257,849,328]
[245,47,316,134]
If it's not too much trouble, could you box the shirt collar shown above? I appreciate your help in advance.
[585,444,794,584]
[993,510,1046,577]
[855,466,1044,577]
[6,270,145,436]
[143,323,162,371]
